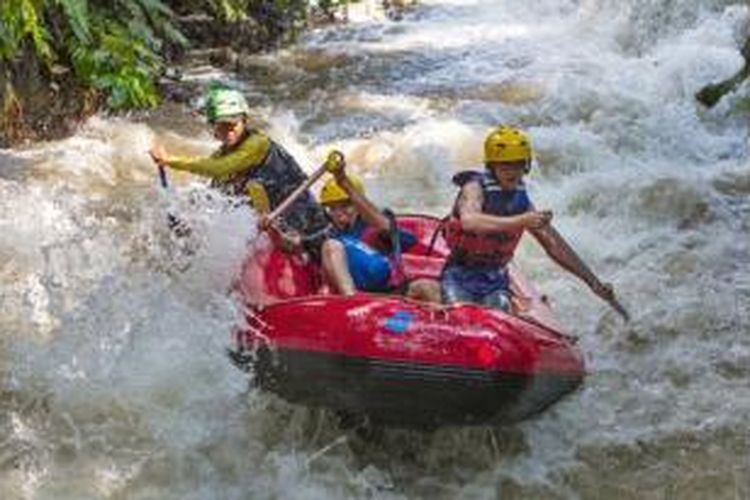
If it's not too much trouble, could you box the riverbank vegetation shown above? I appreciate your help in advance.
[0,0,356,145]
[1,1,744,147]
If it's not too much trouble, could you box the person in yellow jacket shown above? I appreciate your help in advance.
[149,87,329,255]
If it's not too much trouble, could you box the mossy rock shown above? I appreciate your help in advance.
[696,37,750,108]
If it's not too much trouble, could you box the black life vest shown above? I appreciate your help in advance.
[214,131,329,241]
[228,136,305,203]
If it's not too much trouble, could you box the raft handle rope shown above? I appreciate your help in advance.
[384,209,408,282]
[426,188,463,257]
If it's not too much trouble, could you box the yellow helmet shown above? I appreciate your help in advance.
[319,176,365,205]
[484,126,532,164]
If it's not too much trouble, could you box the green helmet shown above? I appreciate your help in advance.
[205,88,250,123]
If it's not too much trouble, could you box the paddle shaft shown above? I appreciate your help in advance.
[155,165,190,235]
[158,165,169,189]
[266,164,328,223]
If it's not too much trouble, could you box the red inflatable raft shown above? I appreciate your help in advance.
[230,215,585,428]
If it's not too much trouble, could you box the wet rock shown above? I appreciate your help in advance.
[383,0,419,21]
[696,37,750,108]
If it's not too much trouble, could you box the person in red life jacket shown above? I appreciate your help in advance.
[442,125,619,313]
[320,159,442,303]
[149,87,329,256]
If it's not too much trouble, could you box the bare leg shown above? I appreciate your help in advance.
[405,278,442,304]
[321,239,356,296]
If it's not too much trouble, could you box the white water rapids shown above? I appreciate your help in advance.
[1,0,749,498]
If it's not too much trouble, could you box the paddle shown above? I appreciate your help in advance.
[155,164,190,237]
[263,150,343,226]
[543,225,630,322]
[158,165,169,189]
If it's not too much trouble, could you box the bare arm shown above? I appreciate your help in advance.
[336,173,390,232]
[321,153,388,231]
[458,182,551,233]
[530,224,628,320]
[530,224,602,289]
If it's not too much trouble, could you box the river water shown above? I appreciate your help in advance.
[1,0,749,498]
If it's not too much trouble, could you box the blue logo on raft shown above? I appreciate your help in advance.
[383,311,413,335]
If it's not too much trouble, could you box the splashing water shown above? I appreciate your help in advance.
[2,0,749,498]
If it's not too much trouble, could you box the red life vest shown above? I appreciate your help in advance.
[444,171,531,267]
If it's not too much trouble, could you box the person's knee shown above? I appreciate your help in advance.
[440,279,464,304]
[321,239,349,279]
[407,279,442,303]
[321,239,356,295]
[484,290,511,312]
[321,239,345,263]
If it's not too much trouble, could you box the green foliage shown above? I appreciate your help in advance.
[59,0,92,44]
[77,0,186,108]
[71,22,162,109]
[315,0,351,14]
[1,0,357,112]
[211,0,249,21]
[0,0,54,62]
[1,0,189,110]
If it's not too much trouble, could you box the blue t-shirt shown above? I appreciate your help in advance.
[330,216,416,292]
[330,217,416,254]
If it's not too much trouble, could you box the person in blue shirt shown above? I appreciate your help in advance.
[320,159,441,303]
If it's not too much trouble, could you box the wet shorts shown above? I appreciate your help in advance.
[441,263,511,311]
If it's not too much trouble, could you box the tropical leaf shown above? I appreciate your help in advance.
[57,0,92,43]
[20,0,54,62]
[3,0,344,112]
[136,0,174,17]
[116,0,145,20]
[127,18,161,50]
[159,20,189,47]
[0,13,18,59]
[0,0,55,63]
[211,0,248,21]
